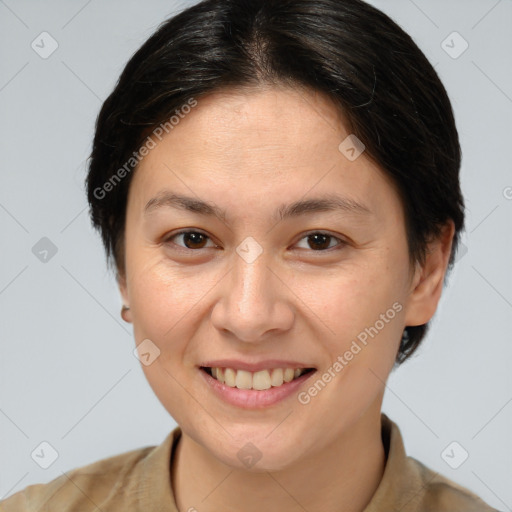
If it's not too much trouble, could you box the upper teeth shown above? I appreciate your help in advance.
[209,367,308,390]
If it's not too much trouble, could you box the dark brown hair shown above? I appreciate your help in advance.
[86,0,465,364]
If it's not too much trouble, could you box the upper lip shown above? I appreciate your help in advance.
[199,359,316,372]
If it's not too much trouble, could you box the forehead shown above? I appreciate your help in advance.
[178,85,347,162]
[126,85,401,223]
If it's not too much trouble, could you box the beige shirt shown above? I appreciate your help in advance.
[0,414,498,511]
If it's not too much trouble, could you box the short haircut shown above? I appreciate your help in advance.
[86,0,465,365]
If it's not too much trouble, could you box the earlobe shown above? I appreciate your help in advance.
[404,221,455,327]
[121,304,132,323]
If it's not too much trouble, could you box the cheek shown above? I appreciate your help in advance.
[129,242,202,310]
[299,278,404,430]
[311,258,407,389]
[128,261,202,353]
[127,264,205,419]
[317,264,406,339]
[127,258,233,373]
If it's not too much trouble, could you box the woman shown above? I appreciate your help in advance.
[1,0,500,510]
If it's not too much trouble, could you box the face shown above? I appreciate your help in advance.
[119,85,447,470]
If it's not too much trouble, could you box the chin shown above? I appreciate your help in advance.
[200,428,307,473]
[220,445,300,473]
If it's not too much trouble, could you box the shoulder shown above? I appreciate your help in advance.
[376,414,500,512]
[0,438,167,512]
[406,455,499,512]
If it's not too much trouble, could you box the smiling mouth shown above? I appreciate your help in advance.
[200,366,316,390]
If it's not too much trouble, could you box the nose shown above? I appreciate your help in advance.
[210,248,294,343]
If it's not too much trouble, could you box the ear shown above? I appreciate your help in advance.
[117,272,133,323]
[404,221,455,327]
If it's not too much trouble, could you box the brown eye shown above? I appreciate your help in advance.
[182,232,207,249]
[295,232,345,251]
[165,230,215,250]
[307,233,331,250]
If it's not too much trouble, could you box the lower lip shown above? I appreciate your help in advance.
[199,368,316,409]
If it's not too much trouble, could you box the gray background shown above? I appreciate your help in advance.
[1,0,511,508]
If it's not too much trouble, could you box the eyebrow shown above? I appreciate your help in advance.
[143,191,372,223]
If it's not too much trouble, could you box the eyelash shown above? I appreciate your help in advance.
[163,229,346,253]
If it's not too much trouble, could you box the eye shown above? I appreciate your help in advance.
[294,231,345,251]
[164,230,218,250]
[163,230,346,252]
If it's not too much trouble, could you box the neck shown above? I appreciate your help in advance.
[171,404,386,512]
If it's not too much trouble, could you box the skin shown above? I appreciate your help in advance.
[119,85,454,512]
